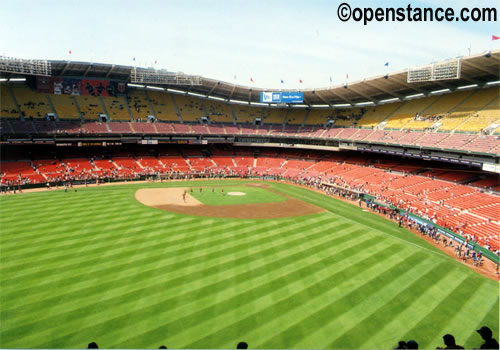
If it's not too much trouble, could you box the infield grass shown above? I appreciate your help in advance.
[0,179,498,349]
[189,185,286,206]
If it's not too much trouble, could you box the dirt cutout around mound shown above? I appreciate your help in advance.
[135,184,325,219]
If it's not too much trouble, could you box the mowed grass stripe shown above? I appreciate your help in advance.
[182,243,413,349]
[425,284,499,349]
[463,299,500,349]
[0,214,332,294]
[78,229,378,348]
[9,223,368,348]
[327,263,466,349]
[0,216,255,271]
[1,217,353,334]
[398,274,489,349]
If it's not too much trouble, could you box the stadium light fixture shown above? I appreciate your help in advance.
[310,104,330,108]
[9,78,26,82]
[291,104,309,108]
[166,88,187,94]
[0,78,8,82]
[355,101,375,106]
[406,93,425,99]
[380,98,399,103]
[128,83,145,88]
[229,99,248,104]
[457,84,478,90]
[486,80,500,85]
[333,103,351,107]
[187,92,206,98]
[207,96,226,101]
[431,88,450,94]
[146,85,165,91]
[250,102,268,106]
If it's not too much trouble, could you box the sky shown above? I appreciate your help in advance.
[1,0,499,89]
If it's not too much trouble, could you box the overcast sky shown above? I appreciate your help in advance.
[1,0,498,89]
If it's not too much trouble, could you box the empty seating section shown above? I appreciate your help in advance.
[101,96,130,120]
[147,91,179,121]
[127,90,154,120]
[75,95,105,120]
[0,84,19,118]
[204,99,233,123]
[440,88,498,131]
[384,96,438,130]
[82,122,108,133]
[456,95,500,132]
[465,135,499,153]
[437,133,477,150]
[262,108,287,125]
[108,122,132,133]
[286,109,307,125]
[13,85,53,118]
[419,91,471,131]
[174,94,204,122]
[50,94,81,119]
[357,103,400,128]
[413,132,449,147]
[305,109,333,125]
[233,105,261,123]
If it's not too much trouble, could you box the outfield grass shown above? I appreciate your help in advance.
[189,185,286,206]
[0,180,498,349]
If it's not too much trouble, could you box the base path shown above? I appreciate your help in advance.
[135,187,325,219]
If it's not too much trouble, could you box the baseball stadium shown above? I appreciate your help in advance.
[1,2,500,349]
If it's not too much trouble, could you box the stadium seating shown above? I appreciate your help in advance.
[101,96,131,121]
[147,91,180,121]
[285,109,307,125]
[262,108,287,125]
[12,85,53,119]
[384,96,439,130]
[357,103,401,128]
[204,99,234,123]
[127,90,154,121]
[305,109,334,126]
[233,105,261,123]
[50,94,81,120]
[0,84,20,118]
[74,95,105,120]
[440,88,498,131]
[173,94,205,122]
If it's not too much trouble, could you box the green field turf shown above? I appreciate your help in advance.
[189,185,286,206]
[0,180,498,349]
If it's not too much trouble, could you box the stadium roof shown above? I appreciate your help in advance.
[3,50,500,107]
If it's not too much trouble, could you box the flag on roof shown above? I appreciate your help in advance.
[250,77,254,82]
[384,62,389,66]
[281,79,284,84]
[68,50,72,54]
[133,57,136,61]
[493,35,500,40]
[299,79,303,83]
[329,76,332,83]
[154,59,158,64]
[346,73,349,79]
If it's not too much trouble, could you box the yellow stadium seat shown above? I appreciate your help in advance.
[146,91,180,121]
[173,94,205,122]
[101,96,130,120]
[127,90,154,121]
[0,84,19,118]
[50,94,80,120]
[204,99,234,123]
[12,85,53,119]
